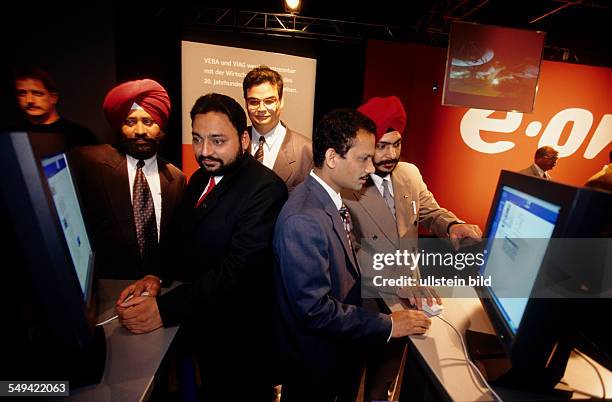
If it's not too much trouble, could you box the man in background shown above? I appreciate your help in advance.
[519,145,559,179]
[70,79,185,279]
[243,65,312,192]
[11,66,98,148]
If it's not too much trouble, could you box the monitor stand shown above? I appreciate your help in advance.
[465,329,573,398]
[67,325,107,389]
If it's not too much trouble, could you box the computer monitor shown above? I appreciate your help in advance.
[0,131,105,386]
[473,170,611,393]
[41,152,94,301]
[482,185,561,335]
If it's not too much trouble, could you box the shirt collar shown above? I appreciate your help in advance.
[251,121,285,149]
[534,163,547,178]
[310,170,343,210]
[126,153,157,172]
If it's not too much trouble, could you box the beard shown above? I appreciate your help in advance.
[121,138,160,160]
[197,147,245,176]
[374,158,399,177]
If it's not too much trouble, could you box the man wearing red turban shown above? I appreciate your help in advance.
[70,79,185,279]
[343,96,482,401]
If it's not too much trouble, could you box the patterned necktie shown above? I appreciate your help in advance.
[195,176,216,208]
[133,159,158,265]
[254,136,265,163]
[382,179,396,219]
[339,204,360,274]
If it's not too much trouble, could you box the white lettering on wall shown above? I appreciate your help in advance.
[459,108,612,159]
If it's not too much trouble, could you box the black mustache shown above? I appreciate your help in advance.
[198,155,222,164]
[375,158,399,167]
[126,137,156,144]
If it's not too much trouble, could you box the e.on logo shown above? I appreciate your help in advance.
[460,108,612,159]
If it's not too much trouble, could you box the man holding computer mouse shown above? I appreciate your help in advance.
[342,95,482,402]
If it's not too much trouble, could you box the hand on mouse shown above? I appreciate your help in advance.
[397,285,442,310]
[116,275,161,306]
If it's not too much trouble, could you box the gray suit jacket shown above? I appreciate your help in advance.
[519,163,549,179]
[342,162,460,291]
[248,122,313,192]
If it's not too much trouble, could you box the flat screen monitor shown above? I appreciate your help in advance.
[474,170,612,391]
[0,131,104,386]
[41,152,94,300]
[442,21,545,112]
[482,185,560,334]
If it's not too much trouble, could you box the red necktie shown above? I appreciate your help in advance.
[195,176,216,208]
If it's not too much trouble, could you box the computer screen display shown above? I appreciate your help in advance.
[442,21,545,112]
[482,185,561,334]
[41,153,93,300]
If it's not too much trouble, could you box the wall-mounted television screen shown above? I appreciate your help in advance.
[442,21,546,113]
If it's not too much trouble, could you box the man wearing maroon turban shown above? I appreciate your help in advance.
[70,79,185,279]
[343,96,482,401]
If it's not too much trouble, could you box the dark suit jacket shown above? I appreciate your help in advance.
[273,175,392,391]
[248,122,313,192]
[156,154,287,389]
[69,144,185,279]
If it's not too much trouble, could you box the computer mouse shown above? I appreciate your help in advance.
[421,298,444,317]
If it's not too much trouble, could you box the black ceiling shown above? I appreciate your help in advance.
[190,0,612,67]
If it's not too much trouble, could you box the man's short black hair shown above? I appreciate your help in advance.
[313,108,376,168]
[190,93,247,137]
[13,66,58,93]
[242,66,284,100]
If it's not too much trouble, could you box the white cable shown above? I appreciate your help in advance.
[574,349,606,400]
[96,314,118,326]
[94,291,150,327]
[437,314,504,402]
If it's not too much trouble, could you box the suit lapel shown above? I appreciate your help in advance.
[273,126,296,184]
[307,177,360,278]
[325,203,360,278]
[102,153,139,258]
[158,159,176,241]
[392,170,415,238]
[352,180,398,247]
[192,156,249,221]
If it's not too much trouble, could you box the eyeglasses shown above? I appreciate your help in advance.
[246,97,279,109]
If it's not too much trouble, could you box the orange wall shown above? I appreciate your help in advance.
[363,40,612,229]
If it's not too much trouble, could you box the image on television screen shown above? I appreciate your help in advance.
[442,21,546,113]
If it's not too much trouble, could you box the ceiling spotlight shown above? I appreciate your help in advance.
[285,0,301,14]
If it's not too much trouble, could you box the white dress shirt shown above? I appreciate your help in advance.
[251,122,287,169]
[126,154,161,241]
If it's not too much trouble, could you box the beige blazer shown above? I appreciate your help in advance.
[519,164,549,179]
[342,162,459,292]
[248,123,313,192]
